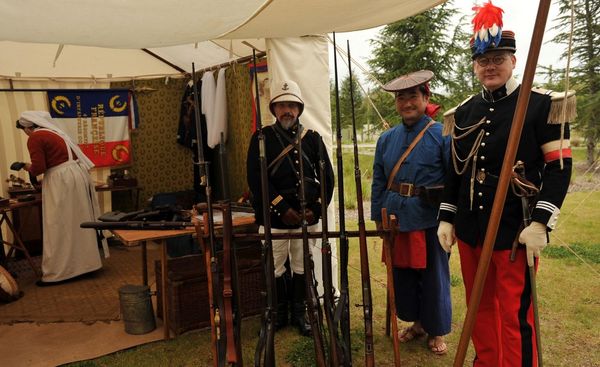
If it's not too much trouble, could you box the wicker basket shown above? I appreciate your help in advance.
[156,244,265,335]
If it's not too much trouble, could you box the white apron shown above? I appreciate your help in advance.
[40,130,108,282]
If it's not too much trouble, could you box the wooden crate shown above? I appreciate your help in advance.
[156,245,264,335]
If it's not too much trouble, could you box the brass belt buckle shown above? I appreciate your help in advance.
[399,183,414,197]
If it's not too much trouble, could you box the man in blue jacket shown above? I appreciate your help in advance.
[371,70,452,355]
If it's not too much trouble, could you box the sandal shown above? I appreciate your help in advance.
[398,326,426,343]
[427,336,448,355]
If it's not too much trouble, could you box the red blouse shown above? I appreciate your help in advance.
[26,130,73,176]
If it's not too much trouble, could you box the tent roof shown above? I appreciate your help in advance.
[0,0,445,78]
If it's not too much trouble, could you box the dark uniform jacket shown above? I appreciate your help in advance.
[438,81,572,250]
[246,120,335,229]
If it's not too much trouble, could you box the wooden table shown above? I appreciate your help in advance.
[110,227,195,340]
[109,214,255,340]
[0,196,43,277]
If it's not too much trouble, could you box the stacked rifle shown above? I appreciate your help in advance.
[81,40,396,366]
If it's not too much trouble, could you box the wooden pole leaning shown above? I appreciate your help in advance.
[452,1,552,366]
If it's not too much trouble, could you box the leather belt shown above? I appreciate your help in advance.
[389,182,423,197]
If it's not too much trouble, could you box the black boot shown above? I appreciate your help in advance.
[275,276,288,330]
[291,274,312,337]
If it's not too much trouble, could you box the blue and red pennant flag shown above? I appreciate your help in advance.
[47,89,138,167]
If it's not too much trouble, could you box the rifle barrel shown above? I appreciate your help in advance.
[250,49,276,367]
[80,221,192,230]
[333,31,352,366]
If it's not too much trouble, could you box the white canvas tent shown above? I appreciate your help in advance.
[0,0,446,294]
[0,0,445,78]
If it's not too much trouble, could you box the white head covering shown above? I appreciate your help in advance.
[269,80,304,116]
[18,111,95,170]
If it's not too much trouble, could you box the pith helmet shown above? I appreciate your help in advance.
[269,80,304,116]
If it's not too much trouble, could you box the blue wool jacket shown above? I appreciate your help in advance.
[371,115,450,231]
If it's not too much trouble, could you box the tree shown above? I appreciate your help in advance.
[552,0,600,166]
[338,72,364,130]
[367,1,474,116]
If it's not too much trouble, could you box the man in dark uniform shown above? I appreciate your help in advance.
[246,80,334,336]
[437,15,574,367]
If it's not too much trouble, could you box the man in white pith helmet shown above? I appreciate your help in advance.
[246,80,334,336]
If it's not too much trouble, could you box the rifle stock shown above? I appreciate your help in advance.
[347,40,375,366]
[219,133,241,366]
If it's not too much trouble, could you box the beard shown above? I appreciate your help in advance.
[279,115,297,130]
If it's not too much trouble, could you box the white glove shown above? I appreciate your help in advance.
[519,221,548,266]
[437,221,456,253]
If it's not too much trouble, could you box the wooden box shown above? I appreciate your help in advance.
[155,245,264,335]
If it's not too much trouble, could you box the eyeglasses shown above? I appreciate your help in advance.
[476,54,507,67]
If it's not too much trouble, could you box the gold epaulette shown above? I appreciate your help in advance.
[442,95,473,136]
[532,87,577,124]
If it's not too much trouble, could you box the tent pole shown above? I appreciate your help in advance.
[141,49,187,73]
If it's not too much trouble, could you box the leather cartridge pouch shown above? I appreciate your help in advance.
[419,185,444,207]
[299,176,321,204]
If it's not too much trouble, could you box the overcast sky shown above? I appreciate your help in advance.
[331,0,568,89]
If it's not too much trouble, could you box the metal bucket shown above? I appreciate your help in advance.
[118,284,156,335]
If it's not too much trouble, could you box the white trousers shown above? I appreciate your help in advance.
[259,224,318,277]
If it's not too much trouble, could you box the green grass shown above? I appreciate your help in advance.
[337,149,374,209]
[67,149,600,367]
[571,146,587,162]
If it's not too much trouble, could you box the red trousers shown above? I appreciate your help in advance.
[458,240,538,367]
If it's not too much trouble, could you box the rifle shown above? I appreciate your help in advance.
[332,32,352,366]
[81,221,192,230]
[82,220,386,239]
[192,62,224,367]
[250,49,277,367]
[347,40,375,366]
[319,137,343,366]
[219,133,242,366]
[297,126,327,367]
